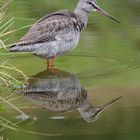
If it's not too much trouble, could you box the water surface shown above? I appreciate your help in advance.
[0,0,140,139]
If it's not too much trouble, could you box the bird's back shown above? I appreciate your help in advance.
[10,10,85,58]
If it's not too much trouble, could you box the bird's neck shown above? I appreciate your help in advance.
[74,3,89,27]
[77,98,93,116]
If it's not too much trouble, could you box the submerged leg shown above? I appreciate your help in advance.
[47,57,55,70]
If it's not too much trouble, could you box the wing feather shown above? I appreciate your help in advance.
[17,10,76,46]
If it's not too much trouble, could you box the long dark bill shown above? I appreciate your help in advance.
[96,7,120,23]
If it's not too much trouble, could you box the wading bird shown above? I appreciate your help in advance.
[10,0,120,70]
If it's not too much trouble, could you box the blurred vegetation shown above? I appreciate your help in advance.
[0,2,28,88]
[0,2,28,136]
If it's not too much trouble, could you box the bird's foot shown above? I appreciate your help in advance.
[47,57,56,71]
[47,65,55,71]
[47,66,59,75]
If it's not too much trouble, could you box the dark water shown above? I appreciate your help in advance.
[0,0,140,139]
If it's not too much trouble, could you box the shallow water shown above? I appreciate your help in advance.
[0,0,140,139]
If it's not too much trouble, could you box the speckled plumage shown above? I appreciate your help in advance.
[21,70,87,112]
[10,0,119,60]
[9,0,98,59]
[10,9,86,58]
[18,69,121,122]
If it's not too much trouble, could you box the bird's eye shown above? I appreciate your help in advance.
[87,2,98,9]
[87,2,93,5]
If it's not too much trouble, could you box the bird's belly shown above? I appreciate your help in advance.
[34,33,80,58]
[56,33,80,56]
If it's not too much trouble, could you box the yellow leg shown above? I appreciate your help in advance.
[47,57,55,70]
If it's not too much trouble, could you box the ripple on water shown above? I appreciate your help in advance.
[67,53,140,79]
[4,52,140,80]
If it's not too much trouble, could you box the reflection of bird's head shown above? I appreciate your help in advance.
[81,108,100,123]
[78,96,122,123]
[78,99,100,123]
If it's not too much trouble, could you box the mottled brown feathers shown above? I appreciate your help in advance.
[17,10,85,46]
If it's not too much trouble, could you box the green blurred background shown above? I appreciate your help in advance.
[0,0,140,139]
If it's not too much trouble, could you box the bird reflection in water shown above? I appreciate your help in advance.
[19,69,121,123]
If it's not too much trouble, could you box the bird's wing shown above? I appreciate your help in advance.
[17,10,77,46]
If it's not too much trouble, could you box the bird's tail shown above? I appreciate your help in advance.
[9,44,32,52]
[9,44,19,52]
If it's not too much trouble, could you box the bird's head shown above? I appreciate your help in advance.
[78,96,122,123]
[78,0,120,23]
